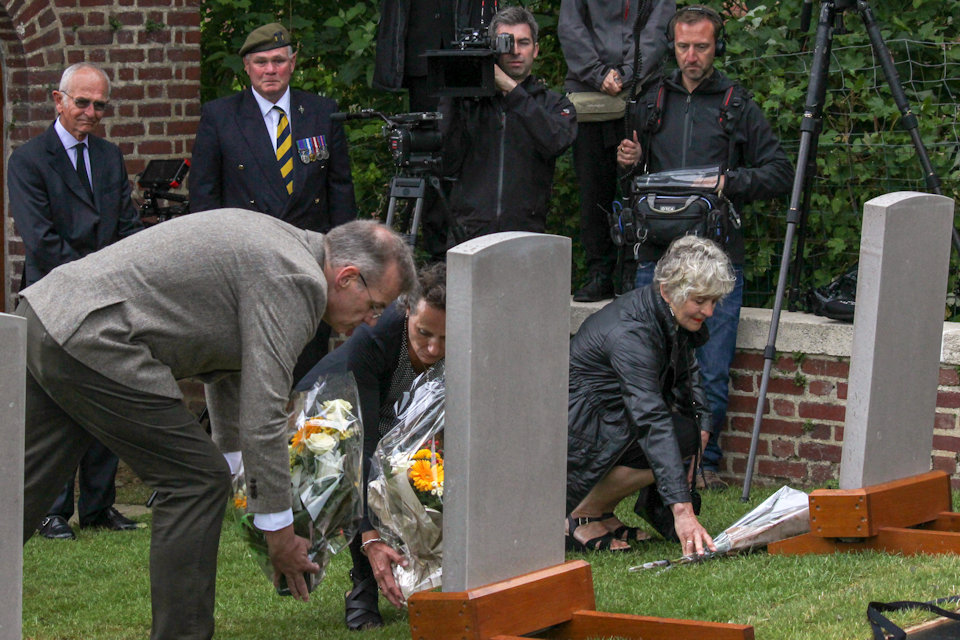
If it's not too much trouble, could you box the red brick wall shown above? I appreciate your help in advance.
[724,351,960,490]
[2,0,202,309]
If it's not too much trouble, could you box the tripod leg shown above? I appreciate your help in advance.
[742,0,837,501]
[787,146,819,312]
[855,1,960,253]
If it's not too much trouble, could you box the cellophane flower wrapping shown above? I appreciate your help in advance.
[366,371,446,600]
[232,372,364,590]
[712,485,810,554]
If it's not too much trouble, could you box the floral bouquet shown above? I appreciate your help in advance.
[366,371,446,600]
[232,372,363,593]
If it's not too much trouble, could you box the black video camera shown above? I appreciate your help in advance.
[423,28,515,98]
[331,110,443,175]
[137,158,190,225]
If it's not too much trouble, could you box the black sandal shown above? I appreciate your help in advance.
[565,516,631,553]
[601,512,654,543]
[344,569,383,631]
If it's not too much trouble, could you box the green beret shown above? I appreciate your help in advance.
[239,23,292,57]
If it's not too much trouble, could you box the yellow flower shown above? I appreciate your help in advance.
[408,459,444,493]
[234,494,247,510]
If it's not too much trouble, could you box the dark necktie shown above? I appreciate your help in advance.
[75,142,94,201]
[274,106,293,195]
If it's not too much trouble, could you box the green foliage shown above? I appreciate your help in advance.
[198,0,960,298]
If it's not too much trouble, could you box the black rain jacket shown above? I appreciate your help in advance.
[566,284,711,513]
[439,75,577,242]
[631,69,794,263]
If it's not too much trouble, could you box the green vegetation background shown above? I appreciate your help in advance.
[198,0,960,304]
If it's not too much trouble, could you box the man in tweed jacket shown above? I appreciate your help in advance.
[18,209,416,640]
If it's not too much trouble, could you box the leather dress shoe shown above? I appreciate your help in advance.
[80,506,140,531]
[38,515,76,540]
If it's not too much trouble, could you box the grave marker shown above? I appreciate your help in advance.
[0,313,26,639]
[444,232,571,591]
[840,192,955,489]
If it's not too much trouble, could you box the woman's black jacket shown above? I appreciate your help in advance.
[566,284,711,513]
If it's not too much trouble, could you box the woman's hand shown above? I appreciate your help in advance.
[362,532,408,608]
[670,501,716,557]
[617,130,642,168]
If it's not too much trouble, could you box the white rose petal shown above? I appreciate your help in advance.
[304,432,338,455]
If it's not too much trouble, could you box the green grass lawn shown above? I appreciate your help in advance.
[22,485,960,639]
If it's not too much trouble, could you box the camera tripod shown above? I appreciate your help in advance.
[741,0,959,500]
[384,172,449,250]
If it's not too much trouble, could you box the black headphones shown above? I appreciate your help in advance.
[667,4,726,57]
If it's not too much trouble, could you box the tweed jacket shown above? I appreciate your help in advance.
[21,208,329,513]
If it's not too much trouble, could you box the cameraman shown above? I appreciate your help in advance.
[436,6,577,246]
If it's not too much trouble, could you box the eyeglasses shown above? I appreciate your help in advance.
[60,91,109,113]
[356,272,385,320]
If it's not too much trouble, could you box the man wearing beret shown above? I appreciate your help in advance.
[190,22,356,232]
[189,22,357,380]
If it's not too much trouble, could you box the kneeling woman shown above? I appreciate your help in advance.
[295,262,446,630]
[566,236,734,556]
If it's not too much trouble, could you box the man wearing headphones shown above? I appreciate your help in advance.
[618,4,793,490]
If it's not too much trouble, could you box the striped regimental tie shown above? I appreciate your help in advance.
[275,106,293,195]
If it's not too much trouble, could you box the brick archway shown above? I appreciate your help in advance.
[1,0,202,311]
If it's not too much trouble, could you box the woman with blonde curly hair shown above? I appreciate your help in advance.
[565,236,735,556]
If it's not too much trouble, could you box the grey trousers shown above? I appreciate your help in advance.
[19,301,231,640]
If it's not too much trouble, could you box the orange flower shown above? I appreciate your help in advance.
[290,421,326,452]
[409,459,444,493]
[234,494,247,510]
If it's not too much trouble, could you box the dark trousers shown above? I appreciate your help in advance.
[20,302,231,640]
[47,437,119,524]
[572,119,623,280]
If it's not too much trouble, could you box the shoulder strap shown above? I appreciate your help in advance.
[635,76,667,173]
[867,596,960,640]
[718,83,749,170]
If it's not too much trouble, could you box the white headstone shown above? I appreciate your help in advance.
[840,192,955,488]
[445,232,571,591]
[0,313,26,639]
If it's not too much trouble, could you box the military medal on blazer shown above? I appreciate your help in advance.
[296,135,329,165]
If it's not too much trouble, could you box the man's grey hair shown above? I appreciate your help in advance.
[654,235,735,303]
[325,220,417,297]
[489,5,539,43]
[59,63,111,96]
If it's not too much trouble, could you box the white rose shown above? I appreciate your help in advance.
[304,432,338,455]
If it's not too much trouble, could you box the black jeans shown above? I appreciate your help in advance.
[572,119,623,280]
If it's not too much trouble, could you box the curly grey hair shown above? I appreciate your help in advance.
[653,235,735,303]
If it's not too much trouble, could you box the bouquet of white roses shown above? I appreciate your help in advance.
[366,371,446,600]
[233,372,363,592]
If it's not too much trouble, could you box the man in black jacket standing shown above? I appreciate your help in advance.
[618,5,793,489]
[437,6,577,247]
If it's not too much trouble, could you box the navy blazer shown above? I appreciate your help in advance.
[9,123,142,288]
[188,88,356,232]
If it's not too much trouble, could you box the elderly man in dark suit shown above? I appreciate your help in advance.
[188,22,356,231]
[189,22,357,381]
[8,62,142,540]
[18,211,417,640]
